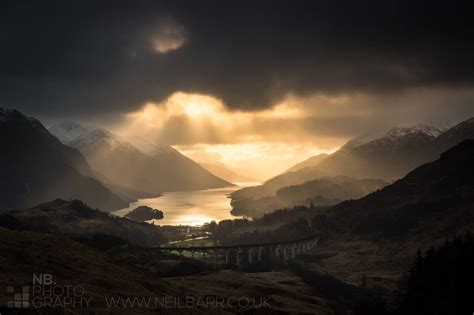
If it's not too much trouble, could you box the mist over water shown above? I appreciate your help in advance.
[114,183,258,226]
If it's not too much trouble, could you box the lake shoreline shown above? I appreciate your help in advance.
[112,183,259,226]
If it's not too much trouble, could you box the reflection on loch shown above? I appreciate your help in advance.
[114,183,257,226]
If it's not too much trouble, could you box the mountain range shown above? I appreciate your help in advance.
[301,139,474,291]
[49,122,232,195]
[326,139,474,239]
[233,119,474,202]
[2,107,473,313]
[0,109,126,212]
[231,176,387,217]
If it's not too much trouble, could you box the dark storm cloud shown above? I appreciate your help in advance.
[1,0,474,117]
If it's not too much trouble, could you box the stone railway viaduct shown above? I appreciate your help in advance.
[157,235,319,266]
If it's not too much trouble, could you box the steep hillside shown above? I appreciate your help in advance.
[300,140,474,290]
[327,139,474,239]
[309,125,443,181]
[232,122,469,201]
[432,117,474,152]
[231,177,387,217]
[50,122,232,194]
[277,177,386,205]
[232,167,326,200]
[0,109,126,212]
[285,153,329,173]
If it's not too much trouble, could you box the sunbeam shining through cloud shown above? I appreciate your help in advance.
[117,92,340,178]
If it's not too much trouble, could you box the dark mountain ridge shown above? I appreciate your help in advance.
[0,109,126,211]
[231,176,387,217]
[298,140,474,292]
[326,139,474,239]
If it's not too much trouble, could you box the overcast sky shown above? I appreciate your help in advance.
[2,0,474,177]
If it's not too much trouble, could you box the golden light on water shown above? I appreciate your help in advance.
[114,187,244,226]
[156,213,215,226]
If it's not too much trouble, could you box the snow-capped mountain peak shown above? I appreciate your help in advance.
[385,124,444,139]
[49,121,90,144]
[341,133,382,150]
[342,124,445,152]
[49,122,136,153]
[49,121,231,193]
[64,128,140,155]
[49,121,178,157]
[352,124,446,153]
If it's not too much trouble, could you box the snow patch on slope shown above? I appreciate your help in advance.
[49,121,89,144]
[342,124,445,151]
